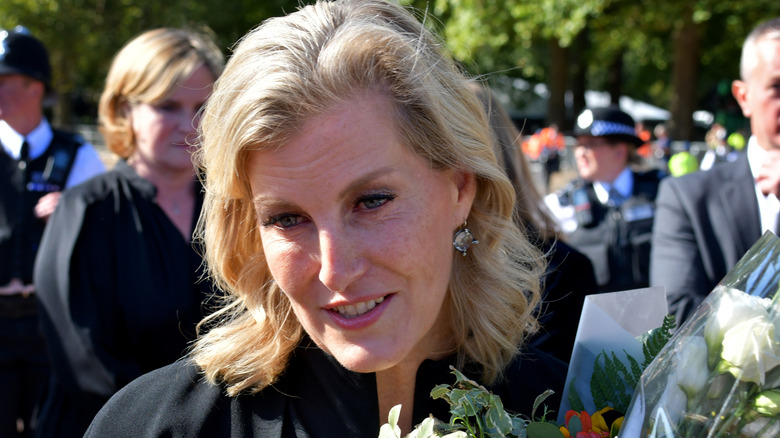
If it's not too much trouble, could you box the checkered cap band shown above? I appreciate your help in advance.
[590,120,636,137]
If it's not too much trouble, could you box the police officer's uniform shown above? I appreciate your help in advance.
[544,107,664,292]
[0,27,104,436]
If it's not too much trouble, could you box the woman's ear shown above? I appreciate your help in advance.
[449,170,477,225]
[120,101,132,122]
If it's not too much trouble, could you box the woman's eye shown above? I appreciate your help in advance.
[358,193,395,210]
[155,102,179,112]
[263,214,304,229]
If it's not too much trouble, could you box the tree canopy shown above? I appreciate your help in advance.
[2,0,779,140]
[406,0,780,139]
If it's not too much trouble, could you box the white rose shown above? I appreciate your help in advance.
[769,299,780,333]
[653,380,688,430]
[676,336,710,405]
[720,316,780,385]
[704,287,769,367]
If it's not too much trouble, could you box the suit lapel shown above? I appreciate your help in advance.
[717,153,761,255]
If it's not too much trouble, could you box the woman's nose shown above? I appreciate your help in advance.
[317,227,366,293]
[181,110,198,131]
[180,110,201,144]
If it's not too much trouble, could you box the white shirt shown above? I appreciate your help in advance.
[746,136,780,235]
[0,119,105,188]
[544,167,633,234]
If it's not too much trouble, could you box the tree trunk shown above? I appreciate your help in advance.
[669,10,702,141]
[606,50,624,105]
[547,39,568,128]
[569,29,589,129]
[48,49,74,129]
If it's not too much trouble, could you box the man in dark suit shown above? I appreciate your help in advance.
[650,17,780,322]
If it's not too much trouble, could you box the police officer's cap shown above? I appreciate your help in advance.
[0,26,52,87]
[574,106,643,147]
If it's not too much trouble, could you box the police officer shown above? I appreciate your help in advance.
[544,106,664,292]
[0,27,104,436]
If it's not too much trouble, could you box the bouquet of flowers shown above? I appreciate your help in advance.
[621,231,780,437]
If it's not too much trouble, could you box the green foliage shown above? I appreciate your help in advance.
[566,378,585,413]
[6,0,780,132]
[406,0,780,135]
[382,367,563,438]
[590,351,634,414]
[432,368,521,437]
[641,314,677,368]
[0,0,305,125]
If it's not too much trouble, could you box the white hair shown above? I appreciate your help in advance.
[740,18,780,81]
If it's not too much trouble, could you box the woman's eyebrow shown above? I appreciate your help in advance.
[336,166,397,200]
[252,166,399,208]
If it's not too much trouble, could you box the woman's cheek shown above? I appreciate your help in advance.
[264,238,314,293]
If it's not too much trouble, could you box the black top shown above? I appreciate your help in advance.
[529,239,598,363]
[86,341,566,438]
[33,161,215,438]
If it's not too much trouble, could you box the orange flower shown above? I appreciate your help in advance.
[562,409,616,438]
[564,411,597,435]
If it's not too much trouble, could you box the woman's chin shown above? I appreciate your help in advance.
[329,344,404,374]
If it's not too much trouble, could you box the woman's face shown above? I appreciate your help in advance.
[247,93,476,373]
[128,64,214,176]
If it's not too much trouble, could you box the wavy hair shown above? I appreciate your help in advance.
[98,28,224,158]
[191,0,545,396]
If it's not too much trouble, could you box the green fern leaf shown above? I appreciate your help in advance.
[625,353,642,389]
[642,315,677,367]
[567,378,585,413]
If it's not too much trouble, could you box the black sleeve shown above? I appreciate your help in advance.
[529,240,598,363]
[34,186,142,414]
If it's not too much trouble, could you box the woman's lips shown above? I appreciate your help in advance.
[326,294,391,329]
[332,296,386,318]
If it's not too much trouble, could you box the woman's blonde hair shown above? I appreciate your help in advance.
[192,0,546,396]
[469,83,561,243]
[98,28,224,158]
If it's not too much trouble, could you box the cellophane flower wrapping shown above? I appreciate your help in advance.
[621,231,780,437]
[557,287,668,425]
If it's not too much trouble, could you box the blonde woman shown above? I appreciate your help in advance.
[86,2,566,436]
[33,28,223,438]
